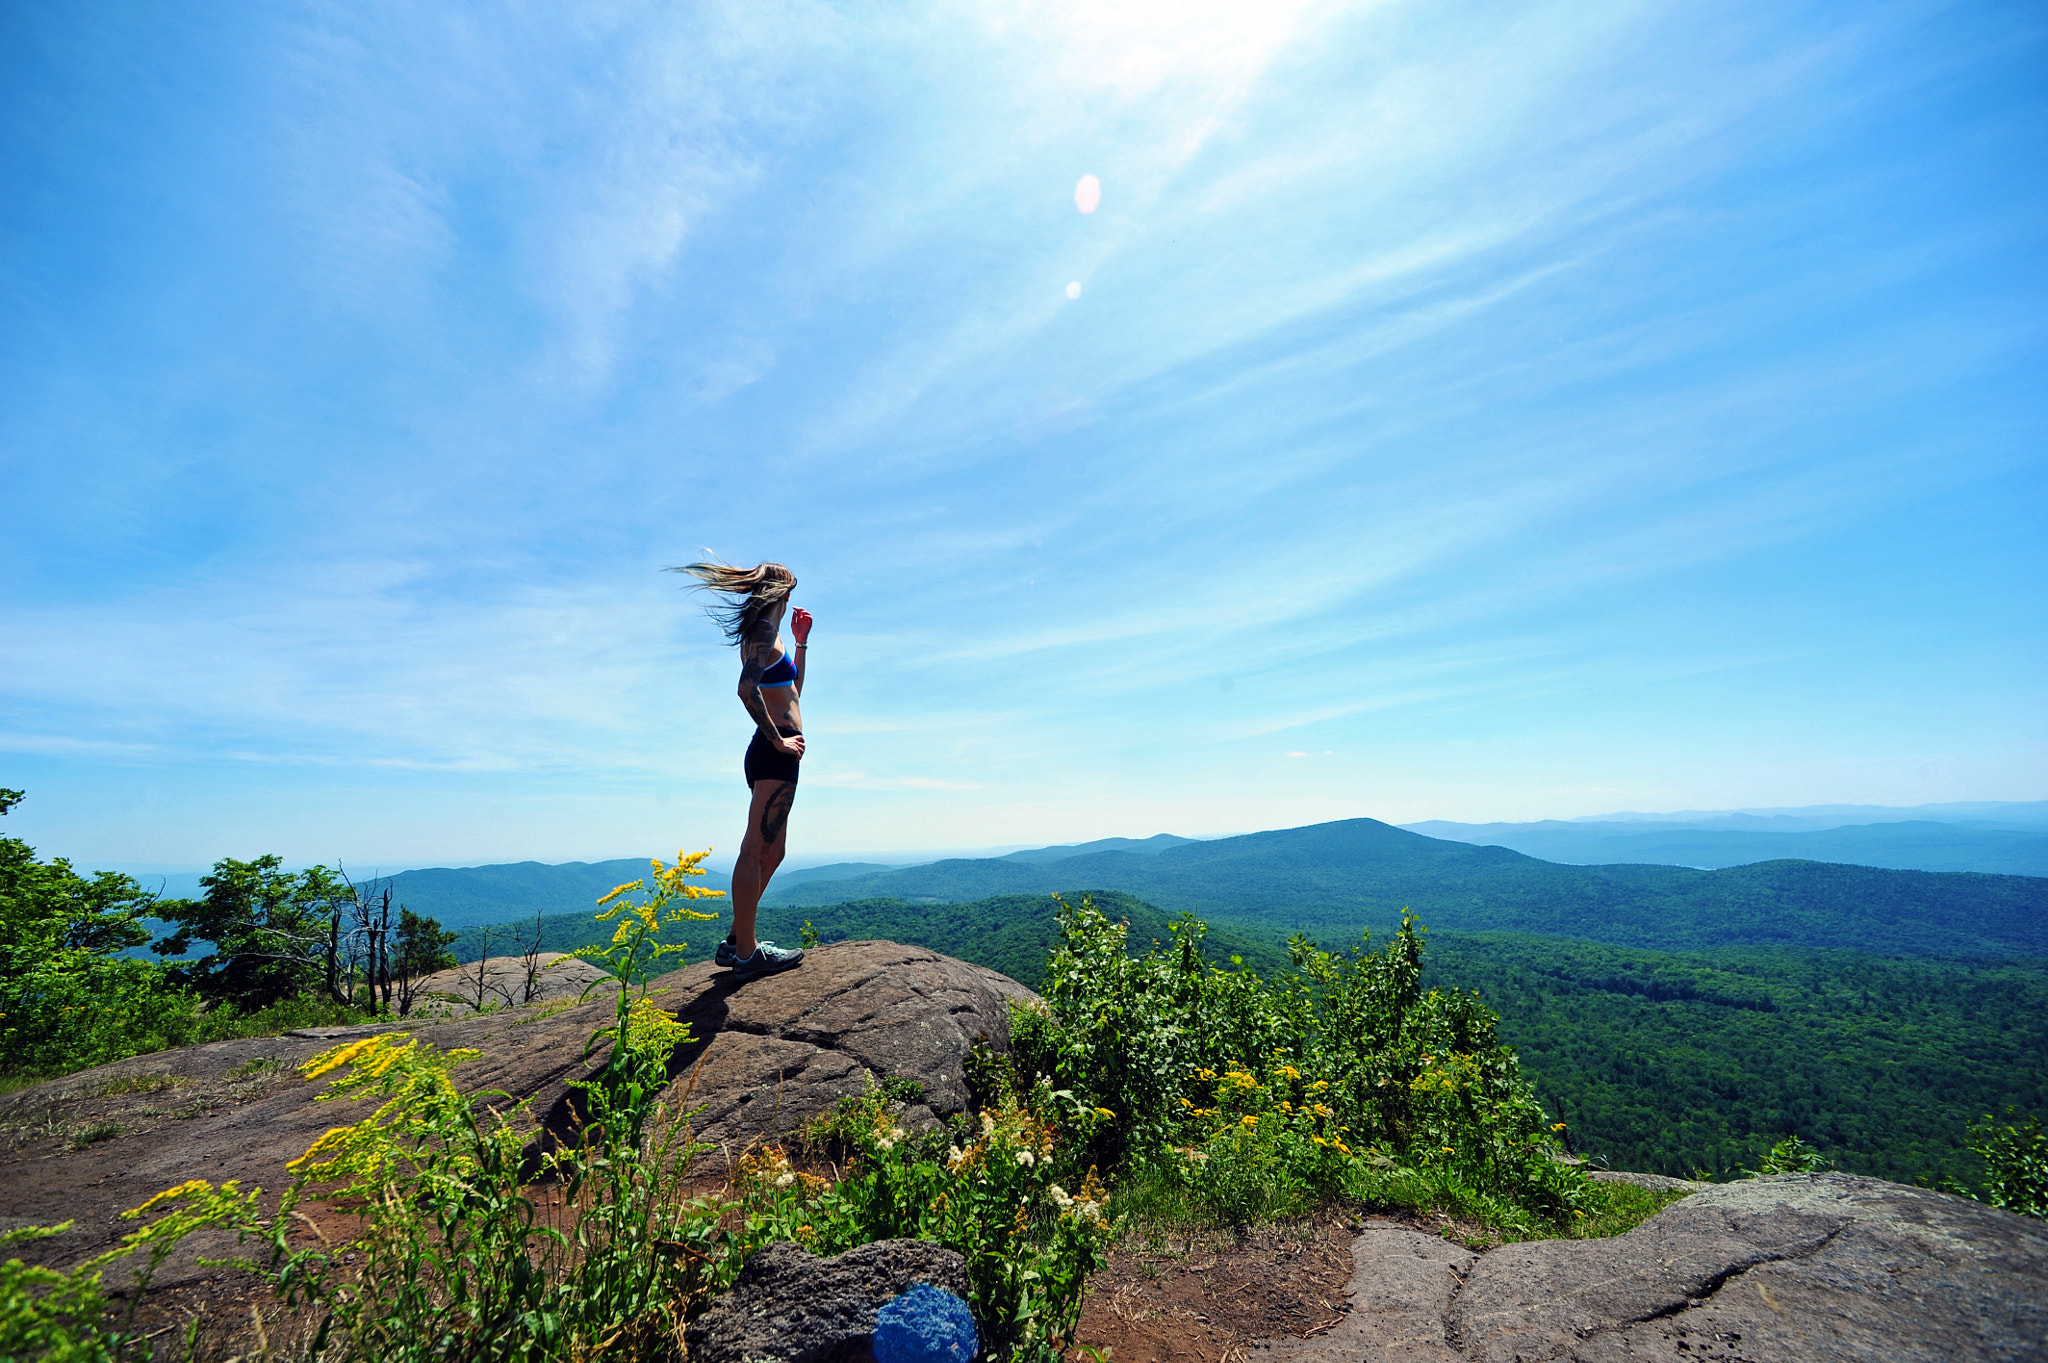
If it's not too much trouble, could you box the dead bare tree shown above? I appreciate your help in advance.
[330,872,398,1011]
[390,939,433,1018]
[455,923,515,1013]
[509,907,550,1005]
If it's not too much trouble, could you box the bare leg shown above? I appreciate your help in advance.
[730,779,794,957]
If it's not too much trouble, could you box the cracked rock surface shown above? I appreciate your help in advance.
[624,939,1036,1150]
[685,1238,969,1363]
[0,940,1031,1279]
[1273,1174,2047,1363]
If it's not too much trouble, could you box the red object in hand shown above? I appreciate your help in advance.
[790,607,813,643]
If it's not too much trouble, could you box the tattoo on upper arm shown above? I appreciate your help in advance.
[739,629,774,686]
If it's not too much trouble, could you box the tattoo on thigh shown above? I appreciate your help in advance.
[760,784,796,845]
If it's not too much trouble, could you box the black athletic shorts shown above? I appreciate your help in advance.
[744,726,802,788]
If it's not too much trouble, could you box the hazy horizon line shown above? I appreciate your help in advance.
[77,796,2048,880]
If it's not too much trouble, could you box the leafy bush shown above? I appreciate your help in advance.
[1964,1109,2047,1219]
[0,791,197,1076]
[1011,893,1586,1231]
[0,1224,124,1363]
[1750,1134,1831,1176]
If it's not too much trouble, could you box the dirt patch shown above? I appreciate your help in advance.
[1070,1213,1356,1363]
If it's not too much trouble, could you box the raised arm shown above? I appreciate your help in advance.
[790,607,812,695]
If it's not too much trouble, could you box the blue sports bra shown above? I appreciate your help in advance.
[758,649,797,689]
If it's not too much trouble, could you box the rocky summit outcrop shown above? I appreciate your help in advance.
[407,951,620,1016]
[0,940,1032,1282]
[1264,1172,2048,1363]
[685,1239,970,1363]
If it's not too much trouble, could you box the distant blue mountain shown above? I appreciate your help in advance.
[998,834,1195,864]
[1402,814,2048,876]
[1541,800,2048,832]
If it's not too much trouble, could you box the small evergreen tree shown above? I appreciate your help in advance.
[391,907,459,1016]
[152,855,352,1010]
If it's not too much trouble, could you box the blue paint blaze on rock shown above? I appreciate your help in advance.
[874,1283,978,1363]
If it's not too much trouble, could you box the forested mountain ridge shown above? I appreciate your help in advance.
[763,818,2048,957]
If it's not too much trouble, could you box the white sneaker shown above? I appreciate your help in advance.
[731,940,804,981]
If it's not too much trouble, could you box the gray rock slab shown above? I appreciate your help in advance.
[1450,1173,2048,1363]
[409,952,620,1016]
[685,1238,969,1363]
[1265,1223,1475,1363]
[1267,1175,2046,1363]
[645,939,1036,1151]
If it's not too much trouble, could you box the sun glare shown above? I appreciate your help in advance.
[1066,281,1082,299]
[1074,174,1101,213]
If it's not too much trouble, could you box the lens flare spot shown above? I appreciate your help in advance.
[1074,174,1101,214]
[1066,281,1082,299]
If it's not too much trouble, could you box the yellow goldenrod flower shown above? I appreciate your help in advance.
[126,1179,215,1216]
[300,1035,385,1080]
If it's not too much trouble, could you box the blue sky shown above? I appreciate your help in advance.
[3,0,2043,873]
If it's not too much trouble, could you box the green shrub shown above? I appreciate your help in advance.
[1964,1109,2047,1219]
[1,793,409,1081]
[1750,1134,1831,1176]
[0,792,197,1077]
[1012,893,1587,1230]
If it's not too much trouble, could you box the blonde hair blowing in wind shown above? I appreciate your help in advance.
[672,558,797,645]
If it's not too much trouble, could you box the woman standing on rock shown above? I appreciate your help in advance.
[675,558,810,981]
